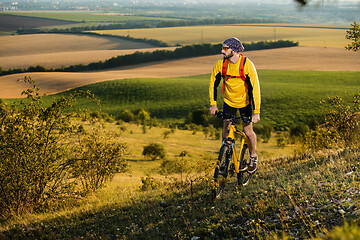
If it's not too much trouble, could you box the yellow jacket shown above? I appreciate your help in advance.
[209,56,261,114]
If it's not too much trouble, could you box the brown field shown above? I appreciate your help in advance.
[1,46,359,99]
[0,14,77,31]
[94,24,349,48]
[0,33,170,69]
[0,48,176,69]
[0,34,157,57]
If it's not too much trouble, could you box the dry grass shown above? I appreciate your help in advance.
[93,24,349,48]
[0,46,359,99]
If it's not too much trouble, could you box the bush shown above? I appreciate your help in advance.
[0,77,128,216]
[70,130,128,193]
[289,124,309,143]
[119,109,135,122]
[303,93,359,150]
[276,132,287,148]
[163,129,175,139]
[140,176,162,191]
[142,143,166,160]
[137,109,150,122]
[254,123,273,143]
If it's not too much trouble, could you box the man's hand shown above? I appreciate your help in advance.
[209,105,218,115]
[252,113,260,123]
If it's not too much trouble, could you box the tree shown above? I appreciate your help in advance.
[346,21,360,52]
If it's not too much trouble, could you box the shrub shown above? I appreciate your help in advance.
[304,93,359,150]
[142,143,166,160]
[276,132,287,148]
[289,124,309,143]
[136,109,150,123]
[254,123,274,143]
[119,109,135,122]
[163,129,175,139]
[0,77,128,216]
[140,176,162,191]
[70,129,128,193]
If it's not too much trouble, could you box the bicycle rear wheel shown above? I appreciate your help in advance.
[237,143,253,187]
[212,145,231,199]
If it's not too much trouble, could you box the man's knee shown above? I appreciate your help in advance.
[243,124,255,138]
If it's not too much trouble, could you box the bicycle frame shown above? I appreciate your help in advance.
[212,110,253,199]
[226,123,250,174]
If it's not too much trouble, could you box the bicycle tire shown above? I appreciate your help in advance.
[237,143,252,187]
[212,144,230,199]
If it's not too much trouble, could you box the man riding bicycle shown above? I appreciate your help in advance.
[209,37,261,174]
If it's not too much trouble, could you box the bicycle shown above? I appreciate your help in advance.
[212,111,255,199]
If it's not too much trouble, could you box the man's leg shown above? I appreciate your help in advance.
[222,119,232,141]
[243,122,257,157]
[243,122,258,173]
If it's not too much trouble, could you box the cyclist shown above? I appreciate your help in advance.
[209,37,261,174]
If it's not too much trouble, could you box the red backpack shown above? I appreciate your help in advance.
[221,55,247,94]
[221,55,255,110]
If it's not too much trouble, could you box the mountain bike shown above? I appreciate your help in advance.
[212,111,254,199]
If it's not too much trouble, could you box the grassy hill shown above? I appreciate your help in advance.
[41,70,360,130]
[1,119,359,239]
[1,70,359,238]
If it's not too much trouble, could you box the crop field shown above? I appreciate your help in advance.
[93,24,349,48]
[0,34,157,57]
[1,46,359,99]
[0,13,77,32]
[1,12,181,23]
[35,70,360,130]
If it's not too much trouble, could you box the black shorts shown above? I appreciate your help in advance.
[223,102,253,123]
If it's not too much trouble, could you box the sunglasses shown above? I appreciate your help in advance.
[222,46,230,51]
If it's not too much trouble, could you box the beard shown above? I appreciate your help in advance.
[223,51,234,59]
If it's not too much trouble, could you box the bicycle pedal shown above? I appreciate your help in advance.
[239,166,248,172]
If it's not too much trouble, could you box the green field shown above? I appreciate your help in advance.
[0,12,181,23]
[92,24,349,48]
[41,70,360,130]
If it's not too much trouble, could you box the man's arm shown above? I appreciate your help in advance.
[209,60,222,114]
[247,59,261,115]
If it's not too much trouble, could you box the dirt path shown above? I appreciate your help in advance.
[1,46,359,99]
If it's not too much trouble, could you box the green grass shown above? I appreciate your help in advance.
[1,135,359,239]
[41,70,360,130]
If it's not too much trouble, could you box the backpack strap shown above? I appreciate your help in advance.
[239,56,246,81]
[222,55,247,94]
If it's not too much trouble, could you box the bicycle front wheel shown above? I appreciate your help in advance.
[212,145,230,199]
[237,143,253,187]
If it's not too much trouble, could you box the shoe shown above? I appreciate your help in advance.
[247,156,258,174]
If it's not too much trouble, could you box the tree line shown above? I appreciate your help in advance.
[0,40,298,76]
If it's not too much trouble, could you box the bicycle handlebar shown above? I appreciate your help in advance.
[215,110,241,120]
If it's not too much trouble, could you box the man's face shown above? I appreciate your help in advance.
[221,45,233,59]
